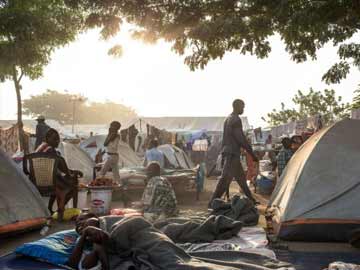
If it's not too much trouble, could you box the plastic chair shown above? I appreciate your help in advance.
[23,152,75,221]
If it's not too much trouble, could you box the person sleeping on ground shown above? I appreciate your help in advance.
[135,161,178,222]
[67,212,111,270]
[35,128,83,219]
[66,212,290,270]
[68,213,190,270]
[68,213,230,270]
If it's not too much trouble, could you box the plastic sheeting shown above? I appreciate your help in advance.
[158,144,194,169]
[123,116,251,132]
[179,226,275,259]
[352,109,360,120]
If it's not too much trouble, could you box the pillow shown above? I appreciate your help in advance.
[15,229,78,267]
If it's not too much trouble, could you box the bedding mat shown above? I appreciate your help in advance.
[0,253,67,270]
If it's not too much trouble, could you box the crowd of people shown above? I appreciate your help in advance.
[32,118,177,222]
[31,98,308,223]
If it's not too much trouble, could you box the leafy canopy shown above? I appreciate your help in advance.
[0,0,84,81]
[69,0,360,83]
[263,88,350,126]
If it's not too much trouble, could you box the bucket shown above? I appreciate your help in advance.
[90,188,113,215]
[256,176,274,195]
[78,189,88,209]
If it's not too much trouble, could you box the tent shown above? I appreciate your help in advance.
[0,149,49,236]
[80,135,141,168]
[158,144,194,169]
[58,142,95,182]
[269,119,360,241]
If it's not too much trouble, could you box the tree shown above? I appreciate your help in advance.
[23,90,87,124]
[23,90,137,124]
[69,0,360,83]
[262,88,350,126]
[262,103,300,127]
[0,0,83,152]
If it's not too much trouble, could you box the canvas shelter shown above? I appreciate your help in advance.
[0,149,49,236]
[80,135,141,168]
[158,144,194,169]
[269,119,360,241]
[58,142,95,182]
[121,116,250,132]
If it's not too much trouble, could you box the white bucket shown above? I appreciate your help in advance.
[78,189,88,210]
[90,189,113,215]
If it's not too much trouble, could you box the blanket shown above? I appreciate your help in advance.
[210,195,259,226]
[106,216,293,270]
[154,215,243,243]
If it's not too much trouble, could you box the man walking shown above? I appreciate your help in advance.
[35,115,50,150]
[209,99,258,207]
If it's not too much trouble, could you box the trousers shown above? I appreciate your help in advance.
[100,154,120,182]
[209,154,254,206]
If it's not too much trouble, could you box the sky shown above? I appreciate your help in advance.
[0,27,359,128]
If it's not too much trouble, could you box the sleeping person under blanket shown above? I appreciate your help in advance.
[68,213,190,270]
[67,213,291,270]
[68,214,200,270]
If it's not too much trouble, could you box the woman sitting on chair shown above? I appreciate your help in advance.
[36,128,82,220]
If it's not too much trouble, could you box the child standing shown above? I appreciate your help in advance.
[99,121,121,184]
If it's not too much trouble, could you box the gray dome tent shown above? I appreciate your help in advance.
[0,149,49,235]
[58,142,95,182]
[157,144,194,169]
[269,119,360,241]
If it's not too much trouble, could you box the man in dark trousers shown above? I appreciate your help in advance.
[34,115,50,150]
[208,99,258,207]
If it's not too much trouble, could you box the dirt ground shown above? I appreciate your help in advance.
[1,178,358,256]
[0,179,259,255]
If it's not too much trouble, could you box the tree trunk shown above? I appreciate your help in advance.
[11,66,28,154]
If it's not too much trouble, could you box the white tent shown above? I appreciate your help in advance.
[80,135,141,168]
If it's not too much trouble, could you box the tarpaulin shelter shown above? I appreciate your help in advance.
[80,135,141,168]
[122,116,250,132]
[0,120,62,134]
[158,144,194,169]
[352,108,360,120]
[269,119,360,241]
[0,149,49,236]
[58,142,95,182]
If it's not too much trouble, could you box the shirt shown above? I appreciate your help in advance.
[277,148,293,177]
[222,113,254,157]
[142,176,177,216]
[106,136,120,154]
[144,148,165,168]
[35,122,50,149]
